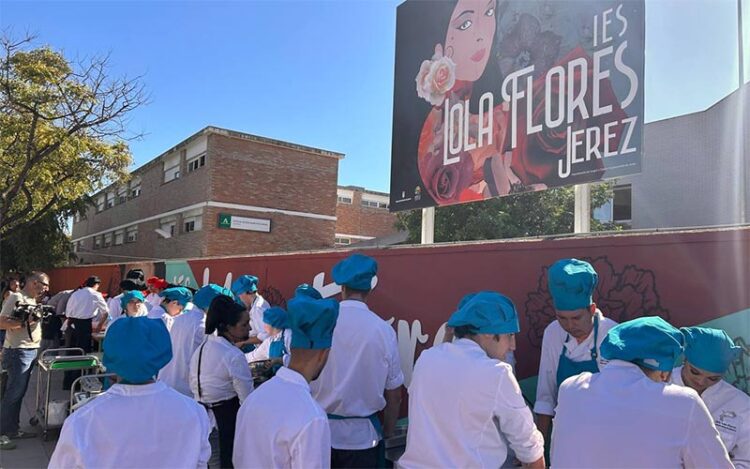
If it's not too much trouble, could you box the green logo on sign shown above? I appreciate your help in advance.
[218,213,232,229]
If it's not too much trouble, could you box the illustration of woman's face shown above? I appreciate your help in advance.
[445,0,497,82]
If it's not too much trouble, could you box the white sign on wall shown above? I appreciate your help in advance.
[217,213,271,233]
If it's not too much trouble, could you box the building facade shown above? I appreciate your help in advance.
[334,186,399,246]
[71,127,343,263]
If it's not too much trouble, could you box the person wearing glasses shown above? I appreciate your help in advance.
[0,271,49,450]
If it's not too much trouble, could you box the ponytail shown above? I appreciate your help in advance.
[205,295,245,335]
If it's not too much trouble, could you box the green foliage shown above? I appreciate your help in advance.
[0,35,145,237]
[395,183,620,243]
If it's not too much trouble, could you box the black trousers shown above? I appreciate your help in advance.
[63,318,92,390]
[331,445,381,469]
[211,396,241,469]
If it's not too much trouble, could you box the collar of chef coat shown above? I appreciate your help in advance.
[562,309,606,354]
[275,366,310,392]
[107,380,167,397]
[339,299,368,310]
[452,337,494,359]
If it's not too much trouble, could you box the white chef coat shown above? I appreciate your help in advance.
[145,292,162,308]
[65,287,108,320]
[245,329,292,365]
[189,334,254,405]
[107,293,148,323]
[233,367,331,469]
[551,360,733,468]
[147,304,178,331]
[534,310,617,416]
[248,294,270,341]
[672,366,750,469]
[399,339,544,468]
[310,299,404,450]
[48,381,211,468]
[159,307,206,396]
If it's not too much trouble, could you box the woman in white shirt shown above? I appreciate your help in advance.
[190,294,254,469]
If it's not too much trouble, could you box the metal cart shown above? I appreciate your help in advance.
[31,348,102,440]
[69,372,117,412]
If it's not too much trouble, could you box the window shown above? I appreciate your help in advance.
[72,242,78,253]
[106,192,115,209]
[337,196,352,204]
[74,213,81,223]
[130,177,142,199]
[335,236,352,246]
[114,229,124,245]
[77,241,83,252]
[160,216,177,237]
[613,184,632,226]
[183,216,202,233]
[163,153,181,183]
[361,199,388,209]
[126,226,138,243]
[187,153,206,173]
[96,195,105,212]
[94,236,101,249]
[103,233,112,247]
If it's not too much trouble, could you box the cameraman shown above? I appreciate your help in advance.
[0,271,48,445]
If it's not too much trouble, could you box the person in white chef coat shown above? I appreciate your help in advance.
[311,253,404,468]
[231,274,269,348]
[551,316,733,468]
[233,293,339,469]
[534,258,617,442]
[399,291,545,469]
[244,306,292,369]
[159,283,235,396]
[49,317,211,468]
[672,326,749,469]
[190,294,255,469]
[147,286,192,331]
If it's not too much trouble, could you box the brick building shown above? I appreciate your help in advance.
[71,127,343,263]
[334,186,399,246]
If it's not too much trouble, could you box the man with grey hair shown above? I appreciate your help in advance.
[0,271,49,449]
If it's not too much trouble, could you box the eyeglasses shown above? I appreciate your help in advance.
[37,280,49,287]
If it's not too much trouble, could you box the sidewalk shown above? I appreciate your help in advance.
[1,366,65,468]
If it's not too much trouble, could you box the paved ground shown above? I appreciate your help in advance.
[1,365,66,469]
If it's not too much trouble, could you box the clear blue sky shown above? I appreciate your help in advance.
[2,0,747,193]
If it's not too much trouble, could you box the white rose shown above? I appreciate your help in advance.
[415,55,456,106]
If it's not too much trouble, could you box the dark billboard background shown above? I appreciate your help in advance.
[390,0,645,211]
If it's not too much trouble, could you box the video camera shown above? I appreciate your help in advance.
[11,302,56,339]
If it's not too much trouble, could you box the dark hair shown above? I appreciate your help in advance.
[205,295,245,336]
[453,325,479,339]
[84,276,101,288]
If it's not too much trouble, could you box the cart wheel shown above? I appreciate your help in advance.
[29,417,39,426]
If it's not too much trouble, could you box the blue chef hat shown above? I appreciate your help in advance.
[120,290,145,310]
[548,258,598,311]
[332,254,377,291]
[231,275,259,296]
[681,326,741,374]
[457,290,497,309]
[159,287,193,306]
[193,284,237,311]
[295,283,322,300]
[287,295,339,350]
[263,307,289,330]
[600,316,684,372]
[103,317,172,384]
[447,291,520,335]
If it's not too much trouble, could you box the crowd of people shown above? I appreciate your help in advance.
[0,254,746,468]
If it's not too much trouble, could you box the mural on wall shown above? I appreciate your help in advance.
[48,228,750,395]
[524,255,671,349]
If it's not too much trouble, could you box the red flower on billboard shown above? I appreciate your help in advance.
[524,256,671,349]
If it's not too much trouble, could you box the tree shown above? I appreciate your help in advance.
[0,34,145,237]
[395,183,619,243]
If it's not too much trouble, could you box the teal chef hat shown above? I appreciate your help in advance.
[548,258,598,311]
[231,275,259,296]
[600,316,685,372]
[287,295,339,350]
[120,290,145,310]
[159,287,193,306]
[295,283,322,300]
[193,284,237,311]
[447,291,520,335]
[263,306,289,330]
[103,317,172,384]
[681,326,741,374]
[332,254,377,291]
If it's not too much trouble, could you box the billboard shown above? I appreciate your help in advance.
[390,0,645,211]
